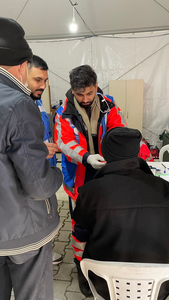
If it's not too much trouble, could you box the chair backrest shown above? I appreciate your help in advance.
[80,259,169,300]
[159,144,169,162]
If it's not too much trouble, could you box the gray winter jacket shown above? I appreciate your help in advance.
[0,68,63,256]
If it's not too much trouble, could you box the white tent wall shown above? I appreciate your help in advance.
[28,32,169,147]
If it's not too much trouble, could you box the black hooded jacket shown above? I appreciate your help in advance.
[74,157,169,299]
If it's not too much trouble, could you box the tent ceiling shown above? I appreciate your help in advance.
[1,0,169,39]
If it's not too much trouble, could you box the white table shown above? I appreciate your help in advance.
[147,161,169,180]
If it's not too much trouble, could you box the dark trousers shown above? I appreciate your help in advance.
[69,197,89,263]
[0,241,53,300]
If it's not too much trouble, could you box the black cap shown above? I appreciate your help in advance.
[101,127,142,163]
[0,17,32,66]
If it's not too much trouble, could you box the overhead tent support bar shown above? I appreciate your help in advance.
[16,0,30,21]
[27,30,169,41]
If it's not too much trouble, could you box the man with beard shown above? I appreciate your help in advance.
[54,64,126,296]
[28,55,63,265]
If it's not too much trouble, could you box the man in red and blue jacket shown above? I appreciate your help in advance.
[54,65,127,296]
[54,65,153,296]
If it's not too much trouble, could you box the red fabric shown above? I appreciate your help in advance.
[139,143,154,162]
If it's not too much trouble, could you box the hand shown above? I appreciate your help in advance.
[45,143,59,159]
[87,154,106,169]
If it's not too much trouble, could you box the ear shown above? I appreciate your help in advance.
[18,61,29,85]
[19,61,27,73]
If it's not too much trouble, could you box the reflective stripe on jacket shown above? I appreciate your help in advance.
[54,90,126,200]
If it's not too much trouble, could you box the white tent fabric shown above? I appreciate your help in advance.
[28,31,169,147]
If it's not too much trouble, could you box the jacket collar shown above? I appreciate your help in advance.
[0,67,31,96]
[94,157,153,179]
[63,88,114,117]
[64,88,79,117]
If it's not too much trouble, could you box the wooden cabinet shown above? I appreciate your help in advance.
[109,79,144,133]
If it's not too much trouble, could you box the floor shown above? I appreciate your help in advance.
[52,184,93,300]
[11,157,93,300]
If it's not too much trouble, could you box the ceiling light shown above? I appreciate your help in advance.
[69,7,78,33]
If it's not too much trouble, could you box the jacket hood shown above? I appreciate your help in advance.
[94,157,153,179]
[64,88,114,117]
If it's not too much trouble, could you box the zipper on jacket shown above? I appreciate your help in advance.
[45,199,52,219]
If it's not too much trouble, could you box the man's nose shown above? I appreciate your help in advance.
[83,95,88,102]
[40,81,46,89]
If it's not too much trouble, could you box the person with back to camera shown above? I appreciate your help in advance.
[74,126,169,300]
[0,17,63,300]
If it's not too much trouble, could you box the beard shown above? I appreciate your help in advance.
[79,98,95,109]
[30,92,41,100]
[30,90,44,100]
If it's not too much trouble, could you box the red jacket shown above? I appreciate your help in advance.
[54,90,126,200]
[55,90,153,200]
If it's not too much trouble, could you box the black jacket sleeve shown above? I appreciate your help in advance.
[73,190,88,228]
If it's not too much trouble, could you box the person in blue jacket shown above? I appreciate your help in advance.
[28,54,63,265]
[35,98,57,167]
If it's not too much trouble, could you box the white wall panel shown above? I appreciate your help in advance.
[28,31,169,147]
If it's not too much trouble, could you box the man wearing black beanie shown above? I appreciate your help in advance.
[74,127,169,300]
[0,17,63,300]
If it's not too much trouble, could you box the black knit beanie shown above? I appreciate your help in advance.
[0,17,32,66]
[101,127,142,163]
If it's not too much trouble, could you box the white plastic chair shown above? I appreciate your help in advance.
[80,259,169,300]
[159,145,169,162]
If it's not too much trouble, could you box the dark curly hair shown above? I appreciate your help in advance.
[69,65,97,91]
